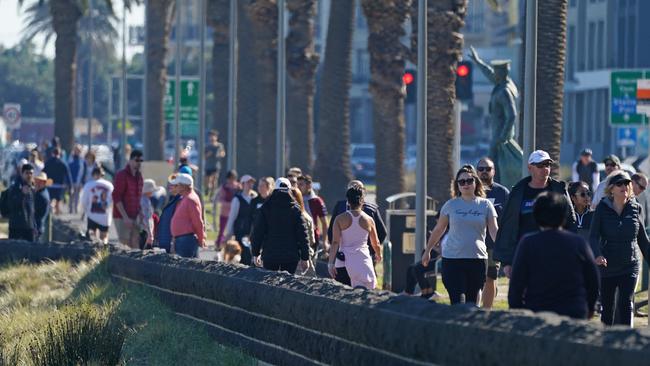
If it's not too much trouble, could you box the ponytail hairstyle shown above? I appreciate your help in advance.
[346,186,364,210]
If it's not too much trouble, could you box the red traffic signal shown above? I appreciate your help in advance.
[457,64,470,77]
[403,72,414,85]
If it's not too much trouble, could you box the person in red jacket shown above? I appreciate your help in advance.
[112,150,144,248]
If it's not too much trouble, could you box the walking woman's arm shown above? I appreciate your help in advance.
[368,220,382,262]
[422,215,449,266]
[637,216,650,263]
[328,217,341,278]
[487,216,498,244]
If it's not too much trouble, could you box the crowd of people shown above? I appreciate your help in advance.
[3,134,650,328]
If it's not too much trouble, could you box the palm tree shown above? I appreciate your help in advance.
[286,0,319,173]
[22,0,117,123]
[49,0,83,150]
[361,0,409,213]
[411,0,468,207]
[144,0,174,160]
[207,0,230,147]
[234,1,260,175]
[534,0,567,165]
[20,0,135,151]
[245,0,278,177]
[314,0,355,208]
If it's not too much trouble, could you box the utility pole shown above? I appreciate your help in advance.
[87,0,94,151]
[121,2,128,162]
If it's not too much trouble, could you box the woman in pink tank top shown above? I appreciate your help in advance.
[328,186,382,289]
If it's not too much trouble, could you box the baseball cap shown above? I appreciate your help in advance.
[171,173,193,186]
[608,171,631,186]
[528,150,553,164]
[240,174,256,184]
[178,165,193,175]
[580,148,593,156]
[275,177,291,189]
[603,154,621,166]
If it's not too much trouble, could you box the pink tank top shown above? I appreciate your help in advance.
[340,211,369,250]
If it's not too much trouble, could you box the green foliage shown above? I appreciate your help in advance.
[26,301,126,366]
[0,256,254,366]
[0,42,54,117]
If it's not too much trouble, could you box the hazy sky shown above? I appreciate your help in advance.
[0,1,145,59]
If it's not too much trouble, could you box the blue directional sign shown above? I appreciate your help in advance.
[616,127,637,147]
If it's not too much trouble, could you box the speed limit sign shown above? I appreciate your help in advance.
[3,103,21,129]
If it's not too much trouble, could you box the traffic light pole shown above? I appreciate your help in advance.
[415,0,427,263]
[522,0,538,175]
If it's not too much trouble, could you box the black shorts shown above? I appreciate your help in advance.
[206,168,219,176]
[87,218,109,233]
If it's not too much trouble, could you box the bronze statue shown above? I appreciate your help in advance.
[469,46,523,189]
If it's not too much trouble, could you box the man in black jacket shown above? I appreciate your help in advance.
[251,181,310,274]
[494,150,577,278]
[327,180,387,285]
[4,164,38,241]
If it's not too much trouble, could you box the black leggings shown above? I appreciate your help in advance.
[263,261,298,274]
[600,273,636,326]
[441,258,487,305]
[405,261,438,294]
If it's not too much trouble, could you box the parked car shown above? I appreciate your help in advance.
[350,143,376,181]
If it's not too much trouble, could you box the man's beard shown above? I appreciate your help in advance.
[480,175,493,186]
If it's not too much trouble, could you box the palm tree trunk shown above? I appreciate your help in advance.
[235,1,260,175]
[51,0,82,150]
[286,0,319,173]
[534,0,567,165]
[144,0,174,160]
[314,0,355,208]
[361,0,409,213]
[411,0,468,207]
[207,0,230,145]
[246,0,278,177]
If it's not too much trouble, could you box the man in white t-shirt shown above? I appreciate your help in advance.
[81,166,114,244]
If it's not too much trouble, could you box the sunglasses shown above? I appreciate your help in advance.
[456,178,475,186]
[605,163,618,168]
[477,166,493,172]
[576,191,592,198]
[134,159,144,163]
[614,180,631,187]
[533,161,552,168]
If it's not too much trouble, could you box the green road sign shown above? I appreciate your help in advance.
[610,70,650,126]
[164,79,199,136]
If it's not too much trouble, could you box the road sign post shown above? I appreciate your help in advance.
[3,103,21,130]
[610,70,650,126]
[164,79,200,137]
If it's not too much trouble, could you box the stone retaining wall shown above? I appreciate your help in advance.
[107,252,650,366]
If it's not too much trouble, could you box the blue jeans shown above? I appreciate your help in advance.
[175,234,198,258]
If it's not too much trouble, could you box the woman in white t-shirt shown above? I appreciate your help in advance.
[422,165,498,305]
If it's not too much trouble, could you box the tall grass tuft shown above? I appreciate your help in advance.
[26,300,126,366]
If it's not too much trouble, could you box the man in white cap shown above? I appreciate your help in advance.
[494,150,577,278]
[170,173,205,257]
[223,174,258,264]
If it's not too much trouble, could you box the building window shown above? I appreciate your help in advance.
[627,15,636,67]
[567,25,576,79]
[576,93,585,145]
[597,21,604,69]
[356,50,370,82]
[587,22,596,70]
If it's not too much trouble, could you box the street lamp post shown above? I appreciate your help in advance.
[174,0,183,167]
[522,0,538,175]
[227,0,238,172]
[198,0,207,194]
[275,0,286,178]
[87,0,94,152]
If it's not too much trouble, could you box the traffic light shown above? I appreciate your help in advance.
[403,69,416,104]
[455,61,473,101]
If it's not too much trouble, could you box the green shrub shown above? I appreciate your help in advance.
[25,300,126,366]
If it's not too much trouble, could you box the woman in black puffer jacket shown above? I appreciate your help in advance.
[589,171,650,327]
[251,179,310,274]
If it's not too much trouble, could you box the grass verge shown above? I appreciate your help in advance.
[0,254,254,365]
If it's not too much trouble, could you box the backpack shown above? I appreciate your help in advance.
[0,188,10,218]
